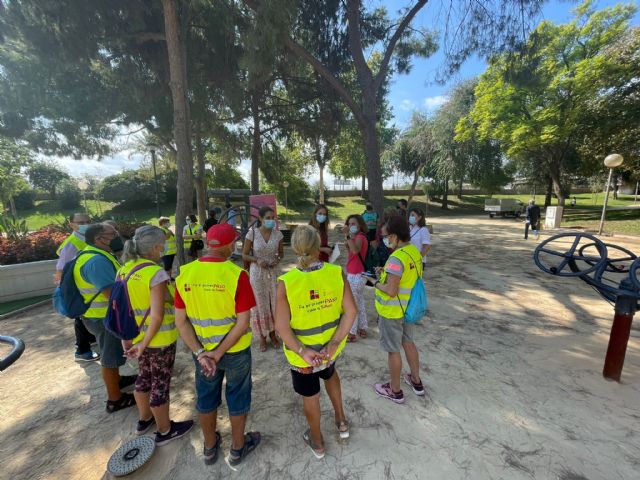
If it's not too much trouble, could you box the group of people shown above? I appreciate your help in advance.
[55,198,431,463]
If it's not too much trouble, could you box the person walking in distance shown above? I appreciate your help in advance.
[242,206,283,352]
[363,216,426,404]
[408,207,431,270]
[275,225,356,459]
[55,212,99,362]
[524,199,541,240]
[183,214,203,262]
[119,226,194,444]
[362,202,378,242]
[74,223,137,412]
[175,223,261,466]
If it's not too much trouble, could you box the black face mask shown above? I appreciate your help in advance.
[366,205,372,210]
[109,236,124,252]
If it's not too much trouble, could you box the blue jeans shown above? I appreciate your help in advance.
[194,347,252,416]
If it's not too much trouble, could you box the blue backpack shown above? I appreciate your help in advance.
[104,262,155,340]
[398,249,428,324]
[53,250,108,319]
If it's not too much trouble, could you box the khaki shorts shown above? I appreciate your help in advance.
[378,316,415,352]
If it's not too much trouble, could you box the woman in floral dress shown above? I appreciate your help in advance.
[242,206,284,351]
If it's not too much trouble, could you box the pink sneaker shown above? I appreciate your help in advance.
[374,382,404,404]
[403,373,425,396]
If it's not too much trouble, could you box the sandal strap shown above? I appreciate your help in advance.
[230,431,261,458]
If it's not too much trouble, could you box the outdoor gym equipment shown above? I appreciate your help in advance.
[107,436,156,477]
[534,233,639,382]
[0,335,25,371]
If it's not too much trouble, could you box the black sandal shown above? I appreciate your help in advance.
[228,431,261,466]
[203,431,222,465]
[105,392,136,414]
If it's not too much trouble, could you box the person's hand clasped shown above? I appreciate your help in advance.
[301,348,325,367]
[124,343,145,360]
[198,352,217,377]
[320,341,340,360]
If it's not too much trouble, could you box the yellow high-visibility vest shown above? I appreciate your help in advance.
[375,244,422,319]
[119,259,178,348]
[279,263,346,368]
[73,245,120,319]
[175,260,251,353]
[161,227,177,255]
[183,223,202,249]
[56,233,86,256]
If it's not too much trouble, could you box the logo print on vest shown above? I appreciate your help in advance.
[184,284,191,292]
[309,290,320,300]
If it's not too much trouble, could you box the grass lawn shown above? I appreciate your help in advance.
[0,295,51,316]
[16,193,639,235]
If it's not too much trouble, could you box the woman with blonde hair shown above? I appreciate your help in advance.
[120,225,193,444]
[275,225,356,459]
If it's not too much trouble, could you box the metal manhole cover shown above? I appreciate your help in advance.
[107,436,156,477]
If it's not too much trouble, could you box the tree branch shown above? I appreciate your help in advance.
[345,0,374,89]
[284,38,366,127]
[373,0,429,92]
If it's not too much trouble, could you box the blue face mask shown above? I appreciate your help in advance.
[408,215,417,225]
[316,214,327,224]
[349,225,358,235]
[77,224,89,235]
[263,219,276,229]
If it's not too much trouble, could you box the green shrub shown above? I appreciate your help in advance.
[58,179,81,208]
[13,189,37,210]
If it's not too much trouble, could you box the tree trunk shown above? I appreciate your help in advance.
[9,197,16,217]
[162,0,193,265]
[407,168,421,209]
[457,177,463,200]
[544,175,553,207]
[441,177,449,210]
[361,90,383,213]
[194,126,207,224]
[361,175,366,198]
[250,92,261,195]
[548,165,565,206]
[318,163,325,205]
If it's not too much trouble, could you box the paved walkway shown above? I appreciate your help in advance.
[1,216,638,480]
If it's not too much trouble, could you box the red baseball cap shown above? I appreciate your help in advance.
[206,223,239,247]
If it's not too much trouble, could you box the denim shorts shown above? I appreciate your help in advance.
[194,347,252,416]
[82,317,125,369]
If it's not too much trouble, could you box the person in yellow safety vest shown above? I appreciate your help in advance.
[54,212,99,362]
[74,223,138,413]
[174,223,261,466]
[183,214,203,263]
[119,225,194,445]
[274,225,357,460]
[363,215,426,404]
[158,217,177,277]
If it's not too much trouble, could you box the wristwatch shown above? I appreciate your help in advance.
[194,348,206,357]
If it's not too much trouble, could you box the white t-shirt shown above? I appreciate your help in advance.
[409,225,430,261]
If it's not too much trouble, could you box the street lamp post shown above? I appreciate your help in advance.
[150,149,161,218]
[598,153,624,235]
[78,179,89,213]
[283,181,289,225]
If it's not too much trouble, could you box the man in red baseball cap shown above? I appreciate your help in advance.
[174,223,261,466]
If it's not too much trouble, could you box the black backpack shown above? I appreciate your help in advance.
[53,250,110,318]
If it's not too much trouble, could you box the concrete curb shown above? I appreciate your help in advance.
[0,298,51,321]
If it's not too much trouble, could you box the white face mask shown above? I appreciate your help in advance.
[409,215,417,225]
[349,225,358,235]
[383,237,395,249]
[185,219,192,225]
[316,214,327,224]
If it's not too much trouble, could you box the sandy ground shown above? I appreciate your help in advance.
[1,215,639,480]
